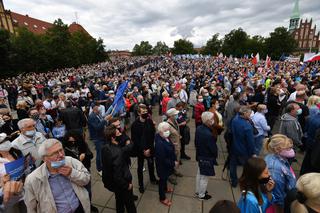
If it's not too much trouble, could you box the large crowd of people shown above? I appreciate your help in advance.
[0,55,320,213]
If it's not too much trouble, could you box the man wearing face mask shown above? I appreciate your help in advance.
[195,112,218,200]
[29,108,54,138]
[24,139,91,213]
[11,118,46,167]
[279,103,303,149]
[131,104,158,193]
[0,114,19,141]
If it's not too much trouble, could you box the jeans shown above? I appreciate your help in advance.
[254,135,265,155]
[195,168,209,198]
[114,188,137,213]
[229,155,249,186]
[93,139,105,172]
[137,155,157,189]
[158,177,168,201]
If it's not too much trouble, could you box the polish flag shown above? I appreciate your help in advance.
[307,53,320,62]
[265,55,271,68]
[252,53,260,65]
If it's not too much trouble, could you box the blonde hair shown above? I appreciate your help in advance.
[16,100,27,109]
[291,173,320,213]
[162,91,169,97]
[307,95,320,107]
[264,134,293,154]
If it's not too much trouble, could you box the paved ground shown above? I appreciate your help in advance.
[85,106,304,213]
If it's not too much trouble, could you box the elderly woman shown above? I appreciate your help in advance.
[16,101,29,120]
[155,122,178,206]
[264,134,297,213]
[0,133,25,212]
[290,173,320,213]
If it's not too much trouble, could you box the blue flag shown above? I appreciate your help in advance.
[300,63,307,72]
[275,64,279,73]
[111,81,129,115]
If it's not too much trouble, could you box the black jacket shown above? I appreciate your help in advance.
[63,140,92,170]
[131,117,156,156]
[101,141,133,192]
[59,107,86,130]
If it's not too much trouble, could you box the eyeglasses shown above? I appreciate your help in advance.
[46,148,64,157]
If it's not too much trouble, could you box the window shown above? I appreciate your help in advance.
[24,22,28,26]
[42,26,46,30]
[33,24,38,28]
[13,19,17,23]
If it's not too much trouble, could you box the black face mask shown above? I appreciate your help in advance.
[141,113,148,119]
[258,176,271,185]
[115,135,122,143]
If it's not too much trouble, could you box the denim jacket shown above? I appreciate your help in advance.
[238,191,273,213]
[265,154,296,207]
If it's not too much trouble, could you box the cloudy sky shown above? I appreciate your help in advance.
[4,0,320,50]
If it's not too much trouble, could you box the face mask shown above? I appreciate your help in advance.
[0,141,12,152]
[115,135,122,142]
[296,109,302,115]
[24,130,36,138]
[279,148,295,158]
[175,114,179,120]
[258,176,271,185]
[163,131,170,138]
[173,94,178,98]
[51,158,65,169]
[31,114,39,120]
[198,99,203,102]
[216,105,220,110]
[204,93,209,97]
[141,113,148,119]
[262,109,268,114]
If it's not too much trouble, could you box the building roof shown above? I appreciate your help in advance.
[11,12,53,34]
[291,0,300,19]
[68,22,89,35]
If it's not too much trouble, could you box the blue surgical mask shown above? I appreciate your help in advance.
[24,130,36,138]
[175,114,179,120]
[296,109,302,115]
[51,159,65,169]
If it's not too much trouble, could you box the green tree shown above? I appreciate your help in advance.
[0,29,12,74]
[201,33,222,55]
[172,39,195,54]
[153,41,169,55]
[246,35,266,58]
[132,41,153,56]
[265,27,297,59]
[221,28,249,57]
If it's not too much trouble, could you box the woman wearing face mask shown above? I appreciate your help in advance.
[264,134,297,213]
[238,157,275,213]
[209,99,224,140]
[155,122,178,206]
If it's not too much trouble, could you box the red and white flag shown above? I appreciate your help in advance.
[265,55,271,68]
[252,53,260,65]
[307,53,320,62]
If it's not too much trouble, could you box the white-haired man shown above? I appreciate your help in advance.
[11,118,46,166]
[24,139,91,213]
[195,111,218,200]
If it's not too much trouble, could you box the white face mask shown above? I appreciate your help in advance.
[163,130,170,138]
[0,141,12,152]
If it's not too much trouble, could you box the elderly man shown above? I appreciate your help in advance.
[11,118,46,166]
[195,111,217,200]
[24,139,91,213]
[280,103,303,149]
[229,106,255,187]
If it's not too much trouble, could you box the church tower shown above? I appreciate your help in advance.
[289,0,300,32]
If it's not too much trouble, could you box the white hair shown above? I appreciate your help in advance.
[157,122,170,133]
[201,111,214,124]
[38,139,62,158]
[17,118,35,130]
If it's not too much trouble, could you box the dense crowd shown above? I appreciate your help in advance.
[0,55,320,213]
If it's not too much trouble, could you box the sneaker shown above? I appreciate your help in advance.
[198,194,212,201]
[133,194,139,201]
[194,191,208,197]
[91,205,99,213]
[181,155,191,160]
[143,167,146,172]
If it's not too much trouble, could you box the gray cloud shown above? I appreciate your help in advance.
[4,0,320,50]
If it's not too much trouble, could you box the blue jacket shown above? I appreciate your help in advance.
[238,191,273,213]
[231,114,255,157]
[305,113,320,149]
[88,112,107,140]
[265,154,296,207]
[154,134,176,179]
[195,124,218,161]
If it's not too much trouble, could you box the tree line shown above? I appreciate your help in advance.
[0,19,106,77]
[132,27,297,59]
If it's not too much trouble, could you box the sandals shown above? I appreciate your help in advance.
[166,187,174,193]
[160,199,172,206]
